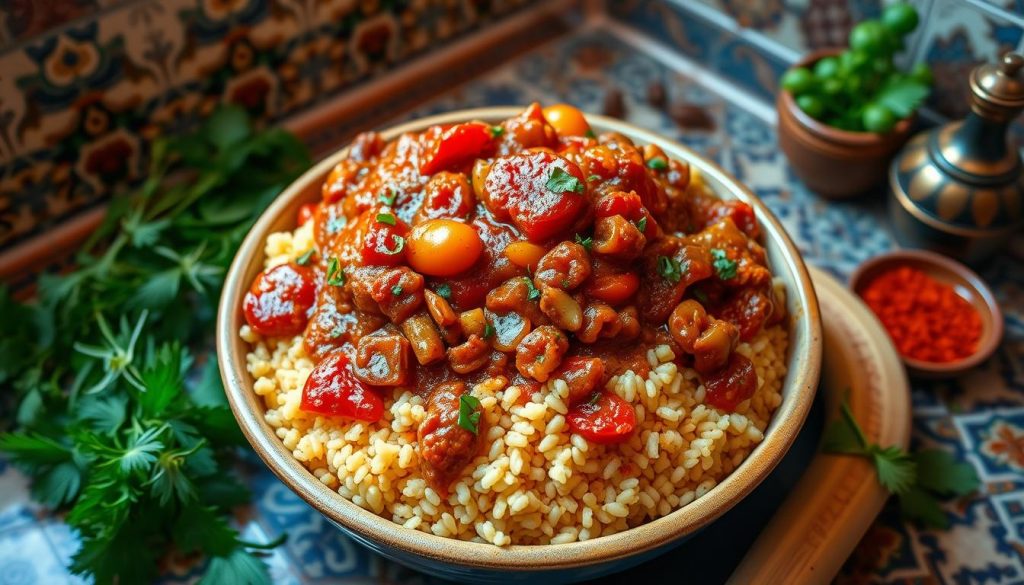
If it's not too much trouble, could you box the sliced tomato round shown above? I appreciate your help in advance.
[301,352,384,422]
[567,391,636,444]
[483,151,590,242]
[242,263,317,337]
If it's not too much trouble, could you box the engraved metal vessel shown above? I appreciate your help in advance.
[889,52,1024,264]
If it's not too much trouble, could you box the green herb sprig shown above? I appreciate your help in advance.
[0,106,310,584]
[780,2,930,133]
[823,400,979,528]
[457,394,482,434]
[546,168,584,194]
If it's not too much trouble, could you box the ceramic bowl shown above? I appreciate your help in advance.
[217,107,823,584]
[849,249,1003,379]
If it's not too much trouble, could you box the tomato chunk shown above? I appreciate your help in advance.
[242,263,317,337]
[584,272,640,307]
[361,210,409,266]
[595,191,644,222]
[706,201,760,239]
[297,202,317,226]
[420,122,494,175]
[703,353,757,412]
[483,151,590,242]
[301,352,384,421]
[567,391,636,444]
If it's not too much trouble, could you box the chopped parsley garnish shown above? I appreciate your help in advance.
[391,285,403,296]
[457,394,482,434]
[296,249,315,266]
[376,212,396,226]
[483,323,495,339]
[711,248,737,280]
[587,174,601,182]
[378,188,397,206]
[692,289,709,304]
[545,167,585,194]
[585,129,596,138]
[574,233,592,250]
[382,235,405,256]
[633,217,647,233]
[657,255,685,283]
[647,158,668,170]
[490,125,505,137]
[524,277,541,301]
[326,257,345,286]
[435,283,452,300]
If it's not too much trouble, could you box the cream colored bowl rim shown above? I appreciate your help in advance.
[217,107,823,571]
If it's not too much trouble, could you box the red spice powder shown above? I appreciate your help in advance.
[859,266,982,363]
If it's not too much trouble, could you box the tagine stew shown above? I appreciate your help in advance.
[242,104,785,493]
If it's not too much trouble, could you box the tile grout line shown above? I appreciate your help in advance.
[595,16,778,125]
[662,0,803,64]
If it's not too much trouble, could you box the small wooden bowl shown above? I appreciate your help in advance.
[849,250,1003,379]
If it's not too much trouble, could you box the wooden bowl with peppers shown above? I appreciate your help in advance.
[850,249,1003,378]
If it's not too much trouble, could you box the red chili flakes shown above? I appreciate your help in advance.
[859,266,982,364]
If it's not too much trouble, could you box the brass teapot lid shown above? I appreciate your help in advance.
[891,51,1023,238]
[971,52,1024,120]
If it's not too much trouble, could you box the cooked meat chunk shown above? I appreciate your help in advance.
[353,326,412,386]
[418,381,482,492]
[515,325,569,382]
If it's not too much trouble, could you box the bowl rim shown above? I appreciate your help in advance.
[848,248,1004,374]
[217,106,823,570]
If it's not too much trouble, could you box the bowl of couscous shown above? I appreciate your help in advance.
[217,105,822,583]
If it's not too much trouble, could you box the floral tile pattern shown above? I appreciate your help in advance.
[0,0,540,250]
[1,23,1023,585]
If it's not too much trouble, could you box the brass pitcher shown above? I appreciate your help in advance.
[889,52,1023,264]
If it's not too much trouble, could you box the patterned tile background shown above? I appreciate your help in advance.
[611,0,1024,139]
[1,23,1022,584]
[0,0,540,251]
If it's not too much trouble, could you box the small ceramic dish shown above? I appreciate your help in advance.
[217,107,823,584]
[849,249,1003,378]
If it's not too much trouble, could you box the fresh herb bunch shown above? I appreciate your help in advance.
[823,400,979,528]
[780,2,932,133]
[0,106,310,584]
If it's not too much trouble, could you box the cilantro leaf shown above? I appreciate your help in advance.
[545,167,585,194]
[524,277,542,301]
[435,284,452,300]
[823,399,979,530]
[898,487,949,529]
[874,77,930,119]
[871,446,916,495]
[914,449,979,497]
[173,504,239,556]
[490,125,504,138]
[199,548,272,585]
[457,394,482,434]
[376,212,397,226]
[646,158,668,170]
[326,257,345,286]
[205,106,251,150]
[657,256,685,283]
[634,217,647,233]
[33,461,83,507]
[711,248,737,280]
[0,432,71,465]
[574,233,592,250]
[295,249,315,266]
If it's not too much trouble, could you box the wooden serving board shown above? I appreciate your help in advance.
[728,266,912,584]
